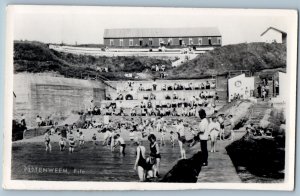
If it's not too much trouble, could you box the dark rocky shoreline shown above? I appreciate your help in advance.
[226,132,285,182]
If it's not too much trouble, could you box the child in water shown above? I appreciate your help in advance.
[79,131,85,148]
[68,133,76,153]
[44,131,52,152]
[92,133,97,145]
[170,131,176,147]
[59,137,66,151]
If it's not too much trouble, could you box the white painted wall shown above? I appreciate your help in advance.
[228,74,255,102]
[278,72,288,102]
[261,29,283,43]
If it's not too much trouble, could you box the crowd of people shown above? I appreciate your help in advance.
[40,108,237,182]
[88,96,218,118]
[36,115,54,127]
[106,80,216,98]
[101,90,219,118]
[256,78,279,101]
[245,124,273,137]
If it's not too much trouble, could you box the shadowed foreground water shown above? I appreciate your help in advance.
[12,141,190,182]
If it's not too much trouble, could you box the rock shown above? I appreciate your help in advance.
[160,151,203,183]
[226,133,285,178]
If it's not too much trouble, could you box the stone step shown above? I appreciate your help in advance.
[197,133,245,183]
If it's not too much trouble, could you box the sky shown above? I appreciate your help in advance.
[11,6,292,45]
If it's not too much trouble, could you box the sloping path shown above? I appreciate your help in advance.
[197,132,245,183]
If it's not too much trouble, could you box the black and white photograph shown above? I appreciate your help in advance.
[3,5,297,191]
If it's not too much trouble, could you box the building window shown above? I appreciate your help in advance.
[149,38,153,46]
[208,37,212,45]
[139,39,143,46]
[198,38,202,45]
[189,38,193,45]
[179,38,183,46]
[217,37,221,45]
[110,39,114,46]
[119,39,123,47]
[168,38,173,46]
[129,39,133,46]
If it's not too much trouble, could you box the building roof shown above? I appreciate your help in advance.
[260,27,287,36]
[104,27,221,38]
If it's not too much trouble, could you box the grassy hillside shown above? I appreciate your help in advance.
[168,42,286,79]
[14,41,286,80]
[14,41,172,80]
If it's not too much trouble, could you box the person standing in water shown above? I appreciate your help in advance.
[68,132,76,153]
[79,131,85,148]
[102,129,112,146]
[218,114,225,140]
[175,120,186,159]
[170,131,177,148]
[133,141,152,181]
[148,134,161,178]
[92,133,97,146]
[113,134,126,156]
[59,137,66,151]
[44,131,52,152]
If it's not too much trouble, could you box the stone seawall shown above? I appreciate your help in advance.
[13,73,106,127]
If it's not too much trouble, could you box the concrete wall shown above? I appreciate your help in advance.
[228,74,255,102]
[13,73,106,127]
[278,72,288,102]
[103,77,228,109]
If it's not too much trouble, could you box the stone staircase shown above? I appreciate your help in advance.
[248,101,272,126]
[171,54,198,67]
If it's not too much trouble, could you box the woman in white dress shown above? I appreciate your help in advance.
[208,116,221,153]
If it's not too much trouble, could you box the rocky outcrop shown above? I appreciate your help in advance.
[160,151,203,183]
[226,133,285,178]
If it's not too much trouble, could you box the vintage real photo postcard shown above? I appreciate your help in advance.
[3,5,298,191]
